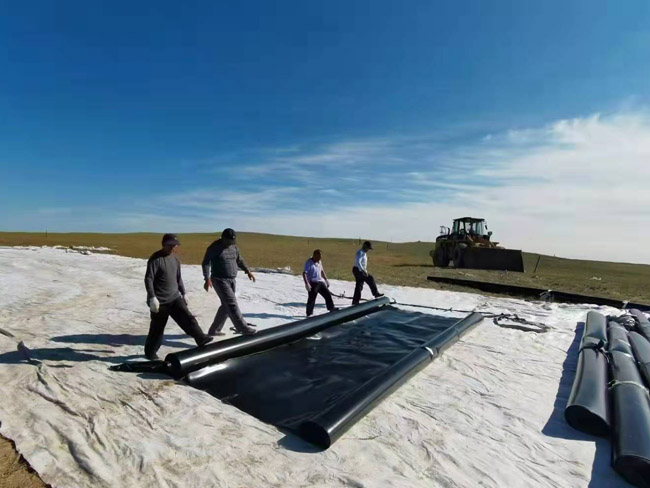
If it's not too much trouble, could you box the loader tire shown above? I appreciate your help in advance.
[453,244,467,268]
[435,247,448,267]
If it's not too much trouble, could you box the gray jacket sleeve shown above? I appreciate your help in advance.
[177,257,186,295]
[201,245,212,280]
[236,247,250,273]
[144,259,158,302]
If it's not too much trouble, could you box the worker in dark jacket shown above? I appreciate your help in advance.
[144,234,212,360]
[352,240,384,305]
[303,249,337,317]
[202,228,257,335]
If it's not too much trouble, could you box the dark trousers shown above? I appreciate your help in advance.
[145,297,207,357]
[352,266,380,305]
[306,281,335,316]
[209,277,249,334]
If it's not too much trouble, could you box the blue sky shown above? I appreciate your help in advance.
[2,1,650,262]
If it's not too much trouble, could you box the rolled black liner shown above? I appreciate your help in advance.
[608,322,650,487]
[166,296,391,378]
[564,311,610,436]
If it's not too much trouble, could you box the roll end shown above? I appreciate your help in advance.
[564,405,610,437]
[298,421,332,449]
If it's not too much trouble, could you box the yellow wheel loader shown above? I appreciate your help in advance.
[430,217,524,272]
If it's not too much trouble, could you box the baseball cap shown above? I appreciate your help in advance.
[162,233,180,246]
[221,228,237,240]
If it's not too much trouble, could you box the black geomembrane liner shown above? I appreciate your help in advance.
[189,307,458,431]
[112,300,483,448]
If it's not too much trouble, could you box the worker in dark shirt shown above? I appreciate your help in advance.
[144,234,212,360]
[202,228,257,335]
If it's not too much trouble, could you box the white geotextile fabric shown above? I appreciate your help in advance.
[0,247,630,487]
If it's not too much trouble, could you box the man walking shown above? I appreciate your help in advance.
[202,228,257,335]
[144,234,212,360]
[352,241,384,305]
[303,249,336,317]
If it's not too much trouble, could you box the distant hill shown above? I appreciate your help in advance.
[2,231,649,303]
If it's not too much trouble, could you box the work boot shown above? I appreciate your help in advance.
[328,307,340,313]
[197,336,214,347]
[145,352,160,361]
[374,293,384,298]
[208,323,225,336]
[239,325,257,335]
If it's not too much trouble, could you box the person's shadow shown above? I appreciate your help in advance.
[0,334,198,366]
[541,322,632,487]
[244,312,301,320]
[276,302,331,309]
[0,345,142,365]
[50,333,192,348]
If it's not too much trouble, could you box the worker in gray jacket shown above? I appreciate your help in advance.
[144,234,212,360]
[202,228,257,335]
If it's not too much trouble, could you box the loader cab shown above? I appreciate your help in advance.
[452,217,487,238]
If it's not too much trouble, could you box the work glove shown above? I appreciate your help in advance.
[149,297,160,313]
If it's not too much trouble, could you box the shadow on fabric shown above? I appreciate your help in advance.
[243,313,301,320]
[541,322,629,488]
[3,333,203,366]
[277,431,325,453]
[0,346,142,365]
[275,302,332,309]
[50,333,193,348]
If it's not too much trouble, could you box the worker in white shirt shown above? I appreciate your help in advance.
[303,249,336,316]
[352,241,383,305]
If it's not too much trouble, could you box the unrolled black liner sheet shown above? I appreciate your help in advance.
[191,306,458,431]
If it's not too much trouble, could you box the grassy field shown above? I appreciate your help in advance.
[1,230,650,485]
[1,231,649,303]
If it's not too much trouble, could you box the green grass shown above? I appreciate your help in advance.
[2,231,649,303]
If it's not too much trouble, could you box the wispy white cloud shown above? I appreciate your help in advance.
[36,207,75,216]
[29,110,650,264]
[156,187,303,215]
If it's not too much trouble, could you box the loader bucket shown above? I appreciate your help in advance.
[460,247,524,272]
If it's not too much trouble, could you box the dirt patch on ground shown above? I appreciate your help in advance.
[0,434,47,488]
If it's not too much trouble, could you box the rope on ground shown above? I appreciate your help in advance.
[383,299,550,333]
[310,291,552,334]
[0,327,15,338]
[331,292,369,302]
[489,314,551,334]
[334,293,551,334]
